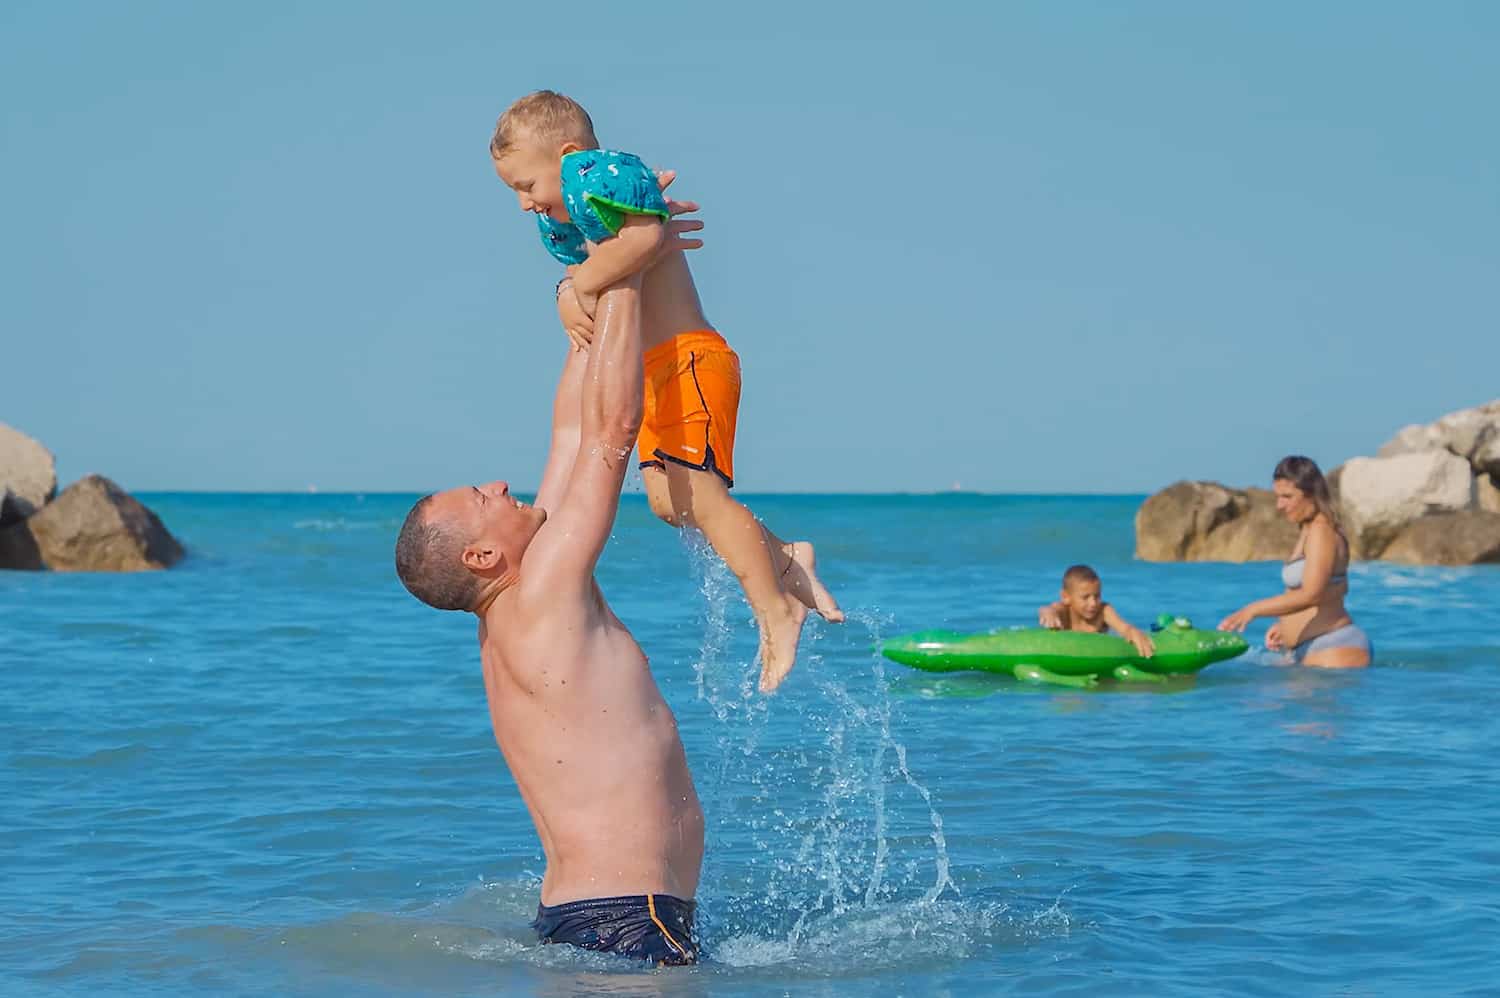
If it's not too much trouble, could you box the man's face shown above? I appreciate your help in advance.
[1061,579,1103,622]
[493,140,568,222]
[428,480,546,575]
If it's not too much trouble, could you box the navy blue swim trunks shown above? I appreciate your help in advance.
[533,893,698,966]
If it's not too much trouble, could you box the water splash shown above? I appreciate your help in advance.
[685,529,760,725]
[677,535,957,959]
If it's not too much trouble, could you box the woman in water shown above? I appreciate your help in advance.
[1218,456,1371,668]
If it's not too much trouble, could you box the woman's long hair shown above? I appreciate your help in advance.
[1273,455,1343,536]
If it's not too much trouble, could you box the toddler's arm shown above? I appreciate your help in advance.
[570,215,668,307]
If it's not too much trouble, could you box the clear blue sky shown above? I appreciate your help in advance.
[4,2,1496,493]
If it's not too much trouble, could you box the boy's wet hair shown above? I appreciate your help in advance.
[491,90,598,158]
[1062,564,1100,589]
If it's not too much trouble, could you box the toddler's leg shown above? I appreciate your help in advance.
[650,463,805,692]
[645,467,842,623]
[642,464,685,527]
[759,526,844,624]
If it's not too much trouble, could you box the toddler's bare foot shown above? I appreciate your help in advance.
[781,541,844,623]
[758,595,808,693]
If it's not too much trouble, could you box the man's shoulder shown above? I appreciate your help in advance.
[479,600,561,687]
[519,513,571,571]
[483,579,579,650]
[514,521,595,602]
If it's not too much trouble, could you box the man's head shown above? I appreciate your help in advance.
[394,481,546,612]
[1059,564,1103,623]
[490,90,599,221]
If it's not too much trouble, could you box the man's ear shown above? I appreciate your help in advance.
[462,543,503,573]
[560,140,583,157]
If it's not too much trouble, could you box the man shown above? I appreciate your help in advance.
[393,213,706,964]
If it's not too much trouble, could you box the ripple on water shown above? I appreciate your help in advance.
[5,494,1500,996]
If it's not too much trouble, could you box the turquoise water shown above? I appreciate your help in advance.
[4,493,1498,997]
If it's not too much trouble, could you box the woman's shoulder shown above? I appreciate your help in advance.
[1305,514,1351,561]
[1307,514,1342,542]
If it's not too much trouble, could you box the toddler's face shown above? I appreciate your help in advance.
[493,140,568,222]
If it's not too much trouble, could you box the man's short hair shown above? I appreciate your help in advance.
[394,495,482,611]
[1062,564,1100,589]
[490,90,598,158]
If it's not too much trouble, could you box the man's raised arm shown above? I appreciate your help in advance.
[522,275,644,594]
[532,345,587,515]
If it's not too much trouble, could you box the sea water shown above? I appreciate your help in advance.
[3,493,1497,996]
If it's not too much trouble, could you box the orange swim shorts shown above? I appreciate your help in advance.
[638,330,741,487]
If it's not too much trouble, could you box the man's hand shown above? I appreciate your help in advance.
[574,279,598,320]
[653,168,704,263]
[557,281,595,350]
[1038,604,1063,629]
[655,168,691,211]
[659,215,704,259]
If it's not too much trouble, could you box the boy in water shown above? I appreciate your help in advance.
[489,90,842,692]
[1037,564,1155,657]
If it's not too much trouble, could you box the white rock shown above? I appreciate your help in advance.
[1338,451,1474,558]
[1377,399,1500,465]
[0,424,58,527]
